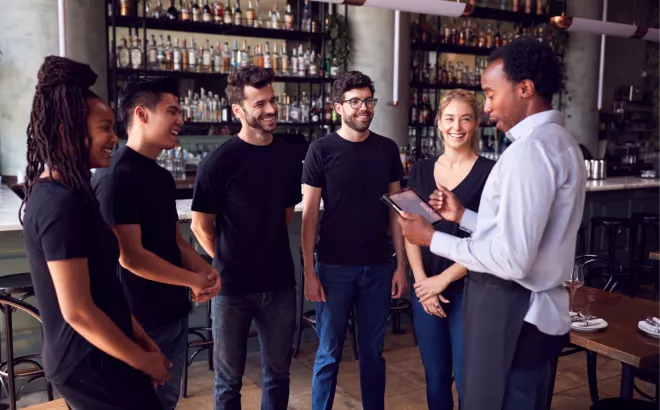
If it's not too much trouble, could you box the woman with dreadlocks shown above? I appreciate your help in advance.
[20,55,169,409]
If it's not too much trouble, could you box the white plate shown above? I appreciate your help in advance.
[571,320,608,332]
[638,323,660,339]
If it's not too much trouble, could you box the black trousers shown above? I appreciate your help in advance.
[51,348,163,410]
[462,271,568,410]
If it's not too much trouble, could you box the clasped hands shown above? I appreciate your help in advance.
[397,185,466,247]
[191,267,222,303]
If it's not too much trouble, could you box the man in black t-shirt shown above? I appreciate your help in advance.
[301,71,407,410]
[92,77,221,410]
[191,66,302,410]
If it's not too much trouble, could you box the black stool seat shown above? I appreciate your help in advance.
[591,216,631,227]
[0,274,33,295]
[590,398,656,410]
[631,212,660,221]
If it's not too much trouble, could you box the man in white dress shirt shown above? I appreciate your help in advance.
[399,37,586,410]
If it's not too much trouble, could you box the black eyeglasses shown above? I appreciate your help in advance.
[342,98,378,109]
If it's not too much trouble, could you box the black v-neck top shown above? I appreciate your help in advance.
[407,155,496,294]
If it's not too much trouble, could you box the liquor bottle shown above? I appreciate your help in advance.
[269,1,280,28]
[254,0,261,27]
[120,0,133,16]
[157,35,166,69]
[301,92,311,123]
[182,39,189,71]
[230,41,238,70]
[234,0,242,25]
[162,35,172,70]
[525,0,532,14]
[263,42,272,69]
[173,38,183,71]
[241,41,249,67]
[192,1,202,21]
[259,45,266,67]
[213,42,222,72]
[181,0,191,21]
[302,0,311,32]
[486,24,494,48]
[224,0,233,24]
[291,48,298,76]
[214,1,224,22]
[330,58,339,78]
[203,0,213,21]
[411,96,418,124]
[246,1,255,26]
[188,38,197,71]
[459,28,466,46]
[500,0,508,10]
[220,42,230,73]
[290,98,302,123]
[324,97,333,124]
[495,26,502,48]
[308,50,318,77]
[310,99,320,123]
[203,39,212,71]
[422,63,431,83]
[167,0,179,19]
[153,0,165,19]
[512,0,520,12]
[465,20,473,46]
[297,45,306,77]
[148,34,158,69]
[281,43,289,75]
[536,0,544,15]
[271,42,280,74]
[284,95,292,123]
[220,97,230,122]
[284,3,294,30]
[117,36,131,68]
[441,61,449,84]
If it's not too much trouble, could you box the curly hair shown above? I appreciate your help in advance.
[225,65,275,105]
[21,55,101,224]
[119,76,180,129]
[331,70,375,104]
[487,36,562,103]
[435,89,480,152]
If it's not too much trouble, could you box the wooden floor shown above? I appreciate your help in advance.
[16,328,656,410]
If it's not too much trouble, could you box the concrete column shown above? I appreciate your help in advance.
[0,0,107,177]
[561,0,602,158]
[346,7,410,146]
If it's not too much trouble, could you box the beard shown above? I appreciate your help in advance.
[244,109,277,133]
[343,110,373,132]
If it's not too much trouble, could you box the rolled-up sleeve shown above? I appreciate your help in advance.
[430,141,558,280]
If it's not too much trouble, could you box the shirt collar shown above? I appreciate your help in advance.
[505,110,565,142]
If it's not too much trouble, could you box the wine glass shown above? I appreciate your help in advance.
[565,264,585,313]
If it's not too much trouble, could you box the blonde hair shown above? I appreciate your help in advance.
[435,89,480,152]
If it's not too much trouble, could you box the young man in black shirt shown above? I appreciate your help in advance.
[191,65,302,410]
[92,77,221,410]
[301,71,407,410]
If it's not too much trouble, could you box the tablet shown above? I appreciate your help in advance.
[381,189,442,224]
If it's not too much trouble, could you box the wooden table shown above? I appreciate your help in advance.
[650,251,660,261]
[570,286,659,398]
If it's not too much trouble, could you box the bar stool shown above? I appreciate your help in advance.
[629,212,659,299]
[292,248,359,360]
[589,217,633,293]
[0,273,53,410]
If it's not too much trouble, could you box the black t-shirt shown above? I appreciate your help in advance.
[22,180,134,382]
[92,147,190,329]
[191,135,302,295]
[302,132,405,265]
[407,155,495,294]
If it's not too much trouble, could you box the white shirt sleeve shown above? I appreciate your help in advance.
[430,141,558,280]
[458,209,478,234]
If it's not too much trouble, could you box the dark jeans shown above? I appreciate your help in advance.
[312,263,392,410]
[212,289,296,410]
[145,317,189,410]
[412,291,464,410]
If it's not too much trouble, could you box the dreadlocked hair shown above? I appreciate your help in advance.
[20,55,101,225]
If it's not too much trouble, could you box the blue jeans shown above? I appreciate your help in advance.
[312,263,393,410]
[145,317,189,410]
[412,291,464,410]
[211,289,296,410]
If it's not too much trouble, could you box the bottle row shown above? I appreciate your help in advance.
[412,17,558,52]
[115,31,341,78]
[115,0,319,32]
[179,87,341,125]
[457,0,551,14]
[411,57,488,89]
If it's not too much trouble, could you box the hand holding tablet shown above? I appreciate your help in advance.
[381,189,443,224]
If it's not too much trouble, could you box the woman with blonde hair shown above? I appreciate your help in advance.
[405,89,495,410]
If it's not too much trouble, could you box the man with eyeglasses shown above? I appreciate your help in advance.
[301,70,407,410]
